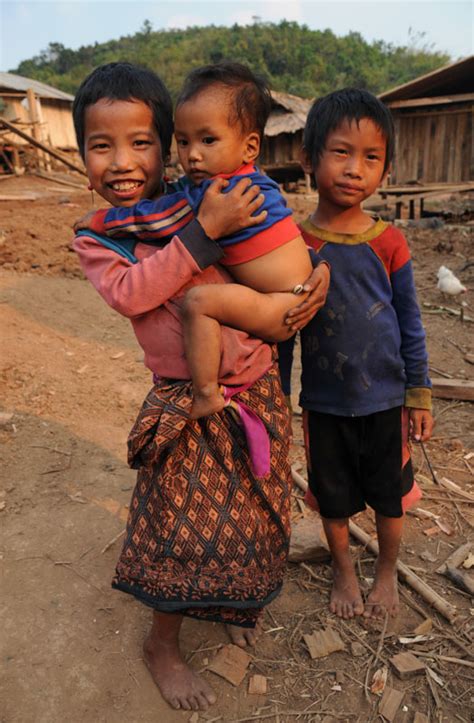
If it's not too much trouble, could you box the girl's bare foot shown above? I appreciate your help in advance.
[330,559,364,619]
[189,386,225,419]
[226,619,262,647]
[144,612,217,711]
[364,564,399,618]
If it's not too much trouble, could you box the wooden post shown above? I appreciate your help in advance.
[409,199,415,219]
[26,89,51,171]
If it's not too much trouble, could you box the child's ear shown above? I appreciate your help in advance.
[300,147,313,174]
[243,132,260,163]
[380,162,391,186]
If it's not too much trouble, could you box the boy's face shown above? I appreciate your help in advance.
[174,87,259,185]
[83,98,163,207]
[310,118,387,209]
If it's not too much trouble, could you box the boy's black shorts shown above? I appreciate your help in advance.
[303,406,414,519]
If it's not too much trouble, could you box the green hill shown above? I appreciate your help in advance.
[13,20,450,99]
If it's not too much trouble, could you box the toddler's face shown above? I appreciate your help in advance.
[83,98,164,207]
[314,118,387,209]
[174,87,259,185]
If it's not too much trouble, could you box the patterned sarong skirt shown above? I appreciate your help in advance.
[112,366,292,627]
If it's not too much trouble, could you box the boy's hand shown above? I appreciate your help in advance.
[73,210,97,233]
[409,408,434,442]
[197,178,267,240]
[285,262,330,331]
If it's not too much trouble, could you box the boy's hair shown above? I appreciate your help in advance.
[73,62,173,160]
[304,88,395,173]
[177,61,272,141]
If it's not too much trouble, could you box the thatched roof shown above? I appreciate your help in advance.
[0,72,74,102]
[265,90,312,137]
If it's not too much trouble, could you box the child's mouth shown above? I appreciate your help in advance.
[109,180,143,193]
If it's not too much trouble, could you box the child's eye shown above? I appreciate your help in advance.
[91,142,109,151]
[367,154,380,161]
[134,139,152,147]
[176,139,188,147]
[334,148,347,156]
[202,136,216,145]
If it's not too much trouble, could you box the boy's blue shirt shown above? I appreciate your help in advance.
[278,217,431,415]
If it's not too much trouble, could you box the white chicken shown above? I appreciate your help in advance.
[436,265,467,296]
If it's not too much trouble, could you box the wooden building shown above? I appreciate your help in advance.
[379,56,473,185]
[260,90,312,183]
[0,72,76,151]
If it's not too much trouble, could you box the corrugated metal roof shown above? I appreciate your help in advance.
[379,56,474,102]
[0,72,74,101]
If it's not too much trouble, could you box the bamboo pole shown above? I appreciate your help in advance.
[0,118,86,176]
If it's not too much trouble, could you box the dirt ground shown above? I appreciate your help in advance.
[1,174,473,723]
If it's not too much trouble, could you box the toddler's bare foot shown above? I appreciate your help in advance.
[330,558,364,619]
[226,619,262,647]
[189,385,225,419]
[364,564,399,618]
[143,634,216,711]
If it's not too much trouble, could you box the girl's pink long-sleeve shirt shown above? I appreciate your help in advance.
[73,220,273,385]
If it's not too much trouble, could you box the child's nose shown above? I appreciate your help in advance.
[110,147,134,171]
[345,156,363,177]
[188,144,202,161]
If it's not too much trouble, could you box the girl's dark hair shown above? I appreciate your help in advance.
[72,62,173,160]
[177,61,272,140]
[304,88,395,173]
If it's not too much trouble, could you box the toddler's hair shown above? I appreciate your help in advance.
[304,88,395,173]
[73,62,173,160]
[177,61,272,141]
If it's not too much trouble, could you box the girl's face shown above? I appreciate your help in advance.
[84,98,164,207]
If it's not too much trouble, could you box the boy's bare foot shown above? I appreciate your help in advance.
[364,565,399,618]
[330,559,364,619]
[143,634,216,711]
[189,386,225,419]
[226,620,262,647]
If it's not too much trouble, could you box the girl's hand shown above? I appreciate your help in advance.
[73,210,98,233]
[285,262,330,331]
[409,408,434,442]
[197,178,267,240]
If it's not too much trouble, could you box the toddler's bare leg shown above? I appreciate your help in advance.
[322,517,364,619]
[364,514,403,618]
[143,611,216,710]
[182,283,304,419]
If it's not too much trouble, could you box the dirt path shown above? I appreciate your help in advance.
[1,177,473,722]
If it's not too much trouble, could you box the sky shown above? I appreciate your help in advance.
[1,0,472,72]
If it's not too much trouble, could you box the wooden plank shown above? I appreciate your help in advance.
[431,378,474,402]
[378,686,404,722]
[303,627,345,659]
[207,644,251,686]
[0,193,37,201]
[387,93,474,109]
[390,652,426,679]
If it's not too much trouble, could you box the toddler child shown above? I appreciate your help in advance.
[279,88,433,620]
[79,62,319,418]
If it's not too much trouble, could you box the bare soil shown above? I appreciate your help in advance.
[1,175,473,723]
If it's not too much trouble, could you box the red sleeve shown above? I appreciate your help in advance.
[369,226,411,276]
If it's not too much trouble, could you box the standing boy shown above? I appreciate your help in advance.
[280,89,433,620]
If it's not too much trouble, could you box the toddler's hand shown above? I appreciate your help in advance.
[409,408,434,442]
[197,178,267,239]
[73,210,97,233]
[285,262,330,331]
